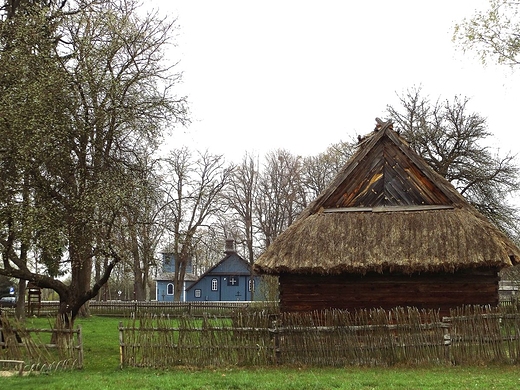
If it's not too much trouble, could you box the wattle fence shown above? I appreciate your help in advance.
[118,305,520,368]
[0,314,83,374]
[31,300,276,317]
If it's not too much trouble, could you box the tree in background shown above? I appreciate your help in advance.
[224,153,260,263]
[301,141,355,202]
[0,0,187,322]
[255,150,304,249]
[454,0,520,67]
[161,148,234,301]
[387,86,520,238]
[108,149,165,301]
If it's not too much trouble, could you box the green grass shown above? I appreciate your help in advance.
[3,316,520,389]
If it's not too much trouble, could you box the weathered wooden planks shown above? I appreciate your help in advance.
[279,269,499,316]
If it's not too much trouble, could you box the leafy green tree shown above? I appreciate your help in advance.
[454,0,520,67]
[0,0,187,322]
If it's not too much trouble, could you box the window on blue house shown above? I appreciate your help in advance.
[227,276,239,286]
[248,279,255,292]
[194,289,202,298]
[167,283,174,295]
[211,278,218,291]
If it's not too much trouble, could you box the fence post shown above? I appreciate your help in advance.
[270,319,280,365]
[77,325,84,369]
[443,318,452,364]
[118,321,125,368]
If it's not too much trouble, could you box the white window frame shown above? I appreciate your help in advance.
[211,278,218,291]
[194,289,202,298]
[167,283,174,295]
[248,279,255,292]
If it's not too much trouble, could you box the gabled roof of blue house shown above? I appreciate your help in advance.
[186,239,253,291]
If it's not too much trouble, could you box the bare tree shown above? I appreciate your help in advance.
[301,141,356,202]
[112,149,165,301]
[255,150,304,249]
[387,86,520,237]
[162,148,234,301]
[224,153,260,263]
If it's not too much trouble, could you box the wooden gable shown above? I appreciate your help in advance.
[322,126,452,209]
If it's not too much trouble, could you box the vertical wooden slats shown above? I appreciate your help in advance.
[119,305,520,368]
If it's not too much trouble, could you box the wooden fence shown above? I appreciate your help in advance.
[119,305,520,368]
[0,314,83,373]
[32,300,277,317]
[30,298,517,317]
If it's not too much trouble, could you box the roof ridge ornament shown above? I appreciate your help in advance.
[374,117,393,131]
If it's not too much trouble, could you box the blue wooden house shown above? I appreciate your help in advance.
[185,239,263,302]
[155,252,197,302]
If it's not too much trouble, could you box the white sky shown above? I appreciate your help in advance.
[23,2,520,286]
[153,1,520,171]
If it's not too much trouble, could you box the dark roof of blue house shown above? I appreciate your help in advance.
[186,247,252,291]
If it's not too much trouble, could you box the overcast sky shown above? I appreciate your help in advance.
[153,0,520,173]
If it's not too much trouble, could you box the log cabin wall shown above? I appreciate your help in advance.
[279,267,500,317]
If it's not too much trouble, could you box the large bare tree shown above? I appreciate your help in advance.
[387,86,520,237]
[162,148,233,301]
[106,148,165,301]
[301,141,356,203]
[255,150,305,249]
[224,153,260,263]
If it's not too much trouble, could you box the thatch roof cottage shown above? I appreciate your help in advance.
[254,120,520,315]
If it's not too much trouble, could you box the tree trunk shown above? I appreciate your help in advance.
[133,277,145,301]
[69,225,93,317]
[15,280,26,320]
[132,245,146,301]
[173,255,187,301]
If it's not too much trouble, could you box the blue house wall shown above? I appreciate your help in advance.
[156,253,196,302]
[157,241,265,302]
[186,251,263,302]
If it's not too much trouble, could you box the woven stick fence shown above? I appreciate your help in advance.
[119,305,520,368]
[0,313,83,372]
[26,300,278,317]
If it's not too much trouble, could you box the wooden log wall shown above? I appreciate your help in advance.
[279,268,499,317]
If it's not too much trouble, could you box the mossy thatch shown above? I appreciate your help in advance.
[254,207,520,275]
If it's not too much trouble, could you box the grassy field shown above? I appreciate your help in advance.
[2,315,520,389]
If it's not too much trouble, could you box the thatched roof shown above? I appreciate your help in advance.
[254,120,520,275]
